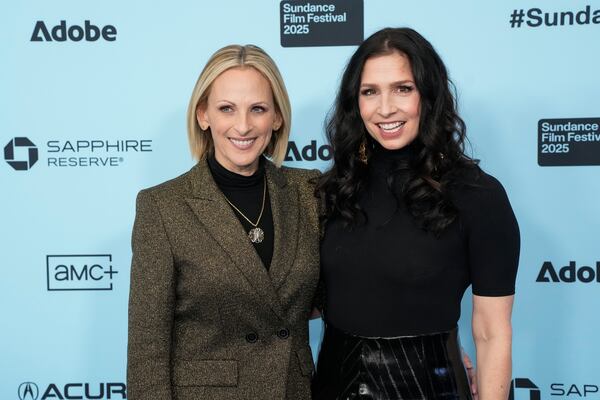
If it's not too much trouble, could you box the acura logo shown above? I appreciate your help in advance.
[18,382,39,400]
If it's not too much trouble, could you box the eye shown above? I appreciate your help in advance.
[218,105,233,113]
[251,105,267,113]
[396,85,415,93]
[360,88,376,96]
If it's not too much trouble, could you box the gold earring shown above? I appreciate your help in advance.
[358,140,368,164]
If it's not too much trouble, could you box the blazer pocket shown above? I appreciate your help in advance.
[173,360,238,387]
[295,348,315,377]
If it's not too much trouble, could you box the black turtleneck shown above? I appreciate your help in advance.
[208,155,274,269]
[320,144,520,336]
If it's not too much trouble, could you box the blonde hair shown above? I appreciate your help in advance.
[186,44,291,167]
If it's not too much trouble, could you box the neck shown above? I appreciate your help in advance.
[214,154,259,176]
[208,154,265,190]
[370,142,413,168]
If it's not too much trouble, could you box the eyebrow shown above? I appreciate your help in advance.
[214,100,271,106]
[360,80,415,87]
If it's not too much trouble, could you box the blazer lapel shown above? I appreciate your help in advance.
[184,160,284,318]
[265,162,300,290]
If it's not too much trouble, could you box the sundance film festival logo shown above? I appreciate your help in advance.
[46,254,118,291]
[280,0,363,47]
[538,118,600,166]
[4,137,38,171]
[18,381,126,400]
[18,382,39,400]
[31,20,117,42]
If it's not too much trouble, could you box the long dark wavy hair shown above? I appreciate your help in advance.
[316,27,478,236]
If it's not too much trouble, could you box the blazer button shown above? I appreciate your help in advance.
[245,332,258,343]
[277,328,290,339]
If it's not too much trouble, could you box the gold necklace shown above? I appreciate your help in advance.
[223,176,267,244]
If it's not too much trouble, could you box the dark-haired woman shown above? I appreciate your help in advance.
[313,28,519,400]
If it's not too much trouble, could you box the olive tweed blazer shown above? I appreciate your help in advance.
[127,159,320,400]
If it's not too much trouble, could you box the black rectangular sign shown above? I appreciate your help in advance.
[538,118,600,166]
[280,0,363,47]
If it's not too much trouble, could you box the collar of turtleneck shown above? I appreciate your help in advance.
[207,154,265,191]
[369,143,413,174]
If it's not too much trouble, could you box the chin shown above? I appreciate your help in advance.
[232,154,260,168]
[376,139,409,150]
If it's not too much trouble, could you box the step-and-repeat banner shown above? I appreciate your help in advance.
[2,1,599,399]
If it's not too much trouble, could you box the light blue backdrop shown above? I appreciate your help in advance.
[2,1,599,399]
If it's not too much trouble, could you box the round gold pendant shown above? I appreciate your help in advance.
[248,227,264,243]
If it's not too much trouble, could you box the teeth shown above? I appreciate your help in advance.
[230,138,255,147]
[378,122,404,131]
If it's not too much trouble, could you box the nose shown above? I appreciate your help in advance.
[377,93,397,117]
[234,111,252,136]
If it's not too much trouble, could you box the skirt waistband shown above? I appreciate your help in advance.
[324,321,460,340]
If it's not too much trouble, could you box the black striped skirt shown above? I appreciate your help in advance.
[311,323,472,400]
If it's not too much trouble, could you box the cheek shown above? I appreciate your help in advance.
[209,132,223,150]
[206,112,225,135]
[412,106,420,121]
[209,128,223,143]
[257,115,276,137]
[208,120,229,142]
[411,96,421,119]
[409,104,421,140]
[358,99,371,125]
[262,130,273,147]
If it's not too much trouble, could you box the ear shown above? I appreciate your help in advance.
[196,103,209,131]
[273,112,283,131]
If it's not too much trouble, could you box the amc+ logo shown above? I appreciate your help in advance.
[18,382,39,400]
[4,137,38,171]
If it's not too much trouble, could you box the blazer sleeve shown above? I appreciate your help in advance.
[305,168,326,314]
[127,190,175,400]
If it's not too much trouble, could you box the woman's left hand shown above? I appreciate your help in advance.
[462,349,478,400]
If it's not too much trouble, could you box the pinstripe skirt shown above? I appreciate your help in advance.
[311,323,472,400]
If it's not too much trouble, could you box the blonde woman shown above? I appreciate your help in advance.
[127,45,319,400]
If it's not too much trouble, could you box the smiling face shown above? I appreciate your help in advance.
[358,51,421,151]
[197,67,282,176]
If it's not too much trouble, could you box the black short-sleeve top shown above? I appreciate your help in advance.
[320,146,520,337]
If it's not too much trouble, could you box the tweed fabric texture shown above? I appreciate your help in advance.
[127,158,321,400]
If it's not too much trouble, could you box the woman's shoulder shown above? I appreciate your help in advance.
[450,165,508,196]
[279,165,321,183]
[448,165,515,218]
[275,165,321,213]
[264,159,320,189]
